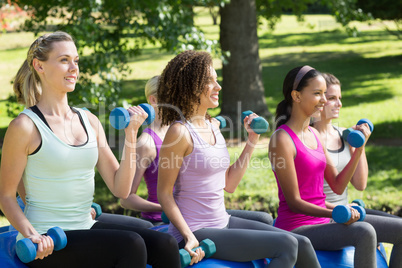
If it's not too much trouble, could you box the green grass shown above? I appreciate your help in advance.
[0,217,9,227]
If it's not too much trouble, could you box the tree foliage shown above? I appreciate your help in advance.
[355,0,402,39]
[4,0,396,117]
[9,0,221,110]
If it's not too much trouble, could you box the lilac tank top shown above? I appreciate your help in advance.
[273,125,330,231]
[168,121,231,242]
[141,128,163,221]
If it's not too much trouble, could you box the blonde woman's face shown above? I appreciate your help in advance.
[37,41,79,93]
[322,84,342,120]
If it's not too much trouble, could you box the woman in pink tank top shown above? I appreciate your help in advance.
[269,66,377,268]
[157,51,322,268]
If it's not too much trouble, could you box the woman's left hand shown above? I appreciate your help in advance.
[90,208,96,220]
[183,235,206,266]
[354,123,371,147]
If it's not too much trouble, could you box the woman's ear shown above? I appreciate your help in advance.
[32,58,44,73]
[291,90,301,103]
[148,95,158,105]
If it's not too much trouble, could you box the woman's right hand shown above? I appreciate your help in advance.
[184,236,205,266]
[126,105,149,131]
[343,206,361,225]
[28,234,54,260]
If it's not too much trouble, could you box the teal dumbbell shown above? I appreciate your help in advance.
[215,116,226,129]
[352,199,365,208]
[342,119,374,148]
[332,205,366,224]
[179,239,216,267]
[16,227,67,263]
[161,211,170,224]
[109,103,155,130]
[241,111,269,134]
[91,202,102,219]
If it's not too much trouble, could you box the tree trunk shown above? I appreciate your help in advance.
[219,0,270,133]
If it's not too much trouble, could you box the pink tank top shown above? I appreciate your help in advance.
[141,128,163,221]
[168,121,231,242]
[273,125,330,231]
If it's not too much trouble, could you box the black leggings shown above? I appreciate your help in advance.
[179,216,320,268]
[27,222,180,268]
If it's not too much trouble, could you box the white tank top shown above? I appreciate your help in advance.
[323,125,351,206]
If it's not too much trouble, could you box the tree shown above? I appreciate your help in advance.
[8,0,219,111]
[219,0,268,127]
[219,0,320,128]
[355,0,401,39]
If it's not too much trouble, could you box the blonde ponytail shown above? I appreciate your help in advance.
[13,60,42,107]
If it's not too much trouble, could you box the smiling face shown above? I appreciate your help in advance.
[199,66,221,109]
[35,41,79,93]
[322,83,342,120]
[296,75,327,117]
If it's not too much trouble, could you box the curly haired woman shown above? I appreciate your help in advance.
[156,50,321,267]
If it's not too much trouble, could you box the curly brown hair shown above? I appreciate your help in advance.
[158,50,213,126]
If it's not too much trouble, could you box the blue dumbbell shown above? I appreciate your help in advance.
[109,103,155,130]
[332,205,366,224]
[241,111,269,134]
[91,202,102,219]
[215,116,226,129]
[342,119,374,148]
[16,227,67,263]
[179,239,216,267]
[352,199,366,208]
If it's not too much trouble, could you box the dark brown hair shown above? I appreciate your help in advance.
[275,66,322,129]
[157,50,213,126]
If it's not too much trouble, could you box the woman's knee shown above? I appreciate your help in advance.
[352,222,377,245]
[357,222,376,236]
[295,234,313,249]
[152,232,179,252]
[123,232,147,254]
[275,233,299,255]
